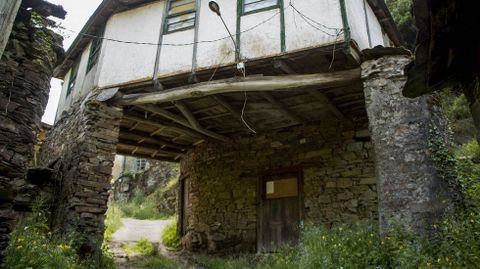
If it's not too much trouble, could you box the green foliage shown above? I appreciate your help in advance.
[104,203,123,241]
[454,140,480,211]
[161,221,182,250]
[118,190,172,220]
[5,198,115,269]
[5,199,80,269]
[437,90,477,144]
[136,255,180,269]
[123,239,156,256]
[385,0,416,49]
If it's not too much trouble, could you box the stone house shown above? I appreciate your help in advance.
[42,0,450,253]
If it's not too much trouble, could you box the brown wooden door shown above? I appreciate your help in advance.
[259,175,301,252]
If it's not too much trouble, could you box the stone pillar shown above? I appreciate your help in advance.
[361,49,450,233]
[40,93,122,254]
[0,8,63,262]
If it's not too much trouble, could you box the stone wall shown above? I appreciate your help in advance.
[180,121,377,253]
[40,93,121,253]
[0,8,63,262]
[112,160,179,204]
[362,49,450,232]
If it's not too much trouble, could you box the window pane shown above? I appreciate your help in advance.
[265,177,298,199]
[244,0,277,13]
[169,2,195,15]
[166,0,196,32]
[168,19,195,31]
[171,0,195,8]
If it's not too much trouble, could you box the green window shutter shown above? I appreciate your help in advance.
[66,61,79,97]
[165,0,197,33]
[86,28,104,73]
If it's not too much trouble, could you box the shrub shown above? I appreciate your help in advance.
[117,190,174,220]
[161,221,182,250]
[5,198,115,269]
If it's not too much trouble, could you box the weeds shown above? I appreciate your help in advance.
[123,239,156,256]
[161,221,182,250]
[104,203,123,241]
[5,198,115,269]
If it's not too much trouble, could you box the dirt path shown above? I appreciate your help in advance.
[109,218,174,269]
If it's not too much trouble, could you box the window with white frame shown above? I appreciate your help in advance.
[165,0,197,33]
[134,159,147,171]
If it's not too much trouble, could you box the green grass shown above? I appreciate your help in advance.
[123,239,156,256]
[136,256,181,269]
[161,221,182,250]
[104,203,123,241]
[118,191,172,220]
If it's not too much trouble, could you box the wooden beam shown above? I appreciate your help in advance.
[261,92,304,124]
[116,149,177,162]
[198,112,231,121]
[174,101,201,129]
[122,114,208,142]
[139,105,228,142]
[112,69,361,106]
[0,1,21,58]
[119,128,188,150]
[118,140,184,156]
[212,95,258,131]
[274,59,297,74]
[308,91,347,121]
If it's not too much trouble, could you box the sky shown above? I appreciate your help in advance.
[41,0,103,125]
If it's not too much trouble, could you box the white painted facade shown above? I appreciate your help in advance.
[55,0,392,121]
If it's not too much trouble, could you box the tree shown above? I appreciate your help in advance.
[385,0,416,50]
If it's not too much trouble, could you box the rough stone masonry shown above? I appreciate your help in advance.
[0,6,64,262]
[40,93,122,254]
[362,49,451,233]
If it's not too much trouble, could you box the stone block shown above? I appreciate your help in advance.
[337,179,353,188]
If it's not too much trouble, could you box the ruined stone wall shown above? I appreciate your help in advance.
[0,8,63,261]
[180,121,377,253]
[40,94,121,252]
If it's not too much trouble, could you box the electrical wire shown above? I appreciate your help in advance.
[58,3,341,48]
[72,9,281,47]
[238,66,256,134]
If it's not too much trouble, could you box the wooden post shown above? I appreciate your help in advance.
[0,0,21,58]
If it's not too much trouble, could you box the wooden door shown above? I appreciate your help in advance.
[259,174,301,252]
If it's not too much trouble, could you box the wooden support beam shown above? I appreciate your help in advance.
[139,105,228,142]
[174,101,201,129]
[0,1,21,58]
[274,59,297,74]
[261,92,304,124]
[211,95,258,131]
[119,129,189,150]
[192,104,222,114]
[308,91,347,122]
[198,112,231,121]
[112,69,361,106]
[123,114,209,142]
[118,140,184,156]
[116,149,177,162]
